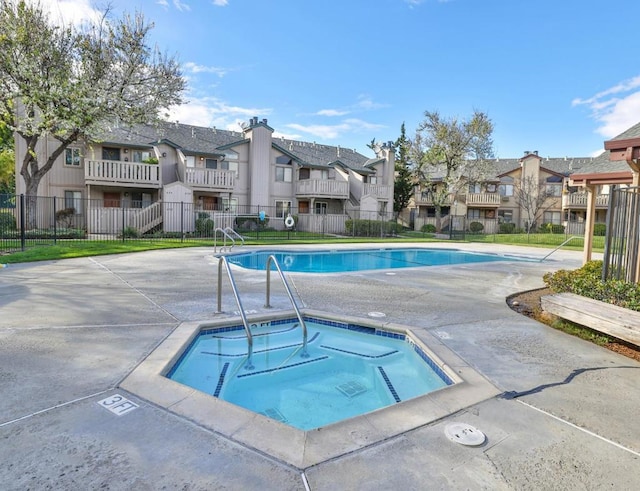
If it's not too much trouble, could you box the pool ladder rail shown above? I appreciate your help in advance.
[216,255,309,370]
[213,227,245,253]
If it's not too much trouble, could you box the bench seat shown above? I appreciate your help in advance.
[541,292,640,347]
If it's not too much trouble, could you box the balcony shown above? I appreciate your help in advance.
[414,191,453,206]
[85,160,161,188]
[295,179,349,199]
[465,192,501,206]
[183,168,235,190]
[563,193,609,209]
[363,183,391,200]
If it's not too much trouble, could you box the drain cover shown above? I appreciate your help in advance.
[444,423,486,446]
[336,380,368,398]
[262,408,287,423]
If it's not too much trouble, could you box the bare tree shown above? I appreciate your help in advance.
[412,110,494,232]
[0,1,185,227]
[513,175,558,233]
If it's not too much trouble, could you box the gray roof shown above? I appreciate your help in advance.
[96,121,376,174]
[608,121,640,141]
[568,151,631,175]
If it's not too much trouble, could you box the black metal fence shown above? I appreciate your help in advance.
[603,186,640,282]
[0,194,400,254]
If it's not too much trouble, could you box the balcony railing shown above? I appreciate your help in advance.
[85,160,161,186]
[183,168,235,190]
[564,193,609,208]
[414,192,453,206]
[465,193,501,206]
[363,183,391,199]
[295,179,349,198]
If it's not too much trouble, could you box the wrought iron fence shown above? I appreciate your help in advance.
[603,186,640,282]
[0,194,400,254]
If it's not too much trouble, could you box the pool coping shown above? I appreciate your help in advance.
[120,309,502,469]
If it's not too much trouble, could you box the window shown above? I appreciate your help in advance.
[205,158,217,169]
[545,183,562,197]
[498,210,513,223]
[186,156,195,168]
[64,191,82,213]
[320,169,329,180]
[65,148,81,166]
[544,211,562,224]
[499,176,514,197]
[275,200,291,218]
[299,168,310,180]
[486,183,496,193]
[132,150,151,163]
[102,147,121,161]
[276,167,292,182]
[468,209,481,219]
[369,176,378,185]
[315,201,327,214]
[298,201,310,214]
[205,158,239,176]
[222,198,237,213]
[468,183,481,194]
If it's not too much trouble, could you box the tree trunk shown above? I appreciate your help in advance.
[435,206,442,233]
[24,178,41,230]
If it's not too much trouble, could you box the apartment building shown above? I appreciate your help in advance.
[14,117,395,234]
[412,151,601,234]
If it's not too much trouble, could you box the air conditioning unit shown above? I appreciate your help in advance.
[501,196,510,202]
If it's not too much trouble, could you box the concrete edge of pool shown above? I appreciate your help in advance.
[120,309,502,469]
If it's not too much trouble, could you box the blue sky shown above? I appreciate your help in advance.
[48,0,640,159]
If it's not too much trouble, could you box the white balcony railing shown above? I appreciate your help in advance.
[295,179,349,198]
[414,192,453,206]
[183,168,235,190]
[564,193,609,208]
[465,193,501,206]
[363,183,391,199]
[85,160,161,186]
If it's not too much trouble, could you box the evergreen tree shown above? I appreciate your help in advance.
[393,123,414,215]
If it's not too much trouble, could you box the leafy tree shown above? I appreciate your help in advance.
[412,110,494,232]
[0,120,14,194]
[0,0,185,227]
[393,122,414,215]
[513,175,558,234]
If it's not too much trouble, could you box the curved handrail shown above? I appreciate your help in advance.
[214,227,235,253]
[265,255,309,358]
[217,256,254,369]
[224,227,245,246]
[540,236,581,261]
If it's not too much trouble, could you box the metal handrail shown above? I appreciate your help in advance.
[540,236,581,261]
[216,256,254,369]
[264,255,309,358]
[223,227,245,246]
[214,227,235,253]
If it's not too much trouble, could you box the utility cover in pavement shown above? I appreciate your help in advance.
[445,423,486,446]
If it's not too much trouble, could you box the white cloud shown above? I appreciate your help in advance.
[156,0,169,8]
[173,0,191,12]
[167,96,271,129]
[212,0,229,6]
[573,76,640,138]
[183,62,229,77]
[355,94,388,111]
[316,109,350,117]
[36,0,102,26]
[286,119,386,140]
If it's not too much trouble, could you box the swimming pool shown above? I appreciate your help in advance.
[226,247,520,272]
[167,317,453,430]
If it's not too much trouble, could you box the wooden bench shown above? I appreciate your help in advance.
[541,292,640,347]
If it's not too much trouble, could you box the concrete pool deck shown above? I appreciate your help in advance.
[1,242,639,489]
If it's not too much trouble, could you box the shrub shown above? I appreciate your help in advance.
[0,211,16,231]
[55,208,75,228]
[236,215,269,231]
[540,223,565,234]
[121,226,140,238]
[499,222,516,234]
[195,212,215,236]
[345,219,399,237]
[543,260,640,311]
[468,221,484,233]
[421,223,436,233]
[593,223,606,236]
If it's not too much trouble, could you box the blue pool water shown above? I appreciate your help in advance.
[167,318,453,430]
[226,247,519,273]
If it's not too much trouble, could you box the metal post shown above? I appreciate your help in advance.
[180,201,184,243]
[19,194,25,251]
[53,196,57,245]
